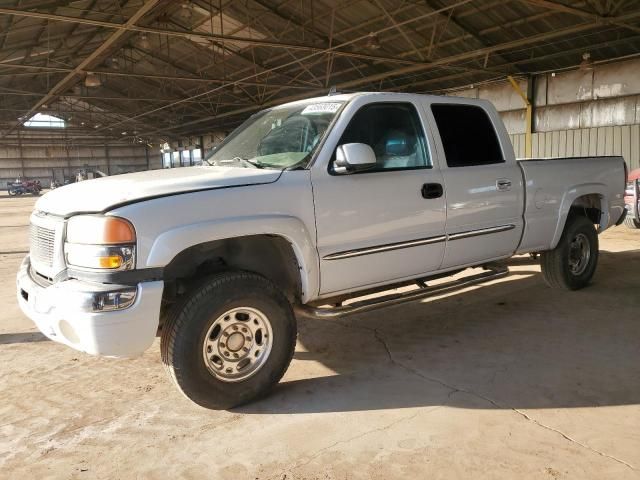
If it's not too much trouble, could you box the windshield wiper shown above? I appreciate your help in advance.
[236,157,265,169]
[210,156,265,169]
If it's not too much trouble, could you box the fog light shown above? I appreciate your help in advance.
[92,288,137,312]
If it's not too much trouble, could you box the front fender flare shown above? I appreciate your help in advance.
[145,215,319,303]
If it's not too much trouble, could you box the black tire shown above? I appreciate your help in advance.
[624,214,640,229]
[161,271,297,409]
[540,215,598,290]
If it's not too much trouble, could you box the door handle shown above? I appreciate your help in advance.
[496,179,512,191]
[421,183,443,199]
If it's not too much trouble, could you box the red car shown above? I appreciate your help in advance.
[625,168,640,229]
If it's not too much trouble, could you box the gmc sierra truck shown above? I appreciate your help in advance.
[17,92,627,409]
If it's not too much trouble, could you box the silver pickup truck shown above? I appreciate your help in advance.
[17,92,627,409]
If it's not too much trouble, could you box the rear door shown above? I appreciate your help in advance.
[425,101,524,268]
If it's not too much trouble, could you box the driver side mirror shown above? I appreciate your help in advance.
[333,143,377,174]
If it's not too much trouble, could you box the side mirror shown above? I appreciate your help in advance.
[334,143,377,174]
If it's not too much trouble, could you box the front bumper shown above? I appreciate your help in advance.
[16,256,164,357]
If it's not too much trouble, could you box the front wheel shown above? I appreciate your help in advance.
[540,215,598,290]
[161,272,297,409]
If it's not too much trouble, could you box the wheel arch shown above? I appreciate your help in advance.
[146,216,319,303]
[551,185,608,249]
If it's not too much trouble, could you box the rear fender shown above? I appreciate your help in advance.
[551,184,609,249]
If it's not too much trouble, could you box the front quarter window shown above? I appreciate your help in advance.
[206,101,344,170]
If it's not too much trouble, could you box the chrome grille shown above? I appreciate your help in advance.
[30,224,56,267]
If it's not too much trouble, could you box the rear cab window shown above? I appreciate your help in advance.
[431,104,504,167]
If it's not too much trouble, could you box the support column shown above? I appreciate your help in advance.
[105,143,111,175]
[508,75,533,158]
[17,129,25,179]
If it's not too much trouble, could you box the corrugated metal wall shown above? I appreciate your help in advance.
[510,125,640,169]
[451,57,640,170]
[0,133,154,186]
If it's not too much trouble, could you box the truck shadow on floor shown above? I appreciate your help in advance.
[240,249,640,414]
[0,331,49,345]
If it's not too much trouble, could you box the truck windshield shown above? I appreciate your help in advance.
[205,101,344,170]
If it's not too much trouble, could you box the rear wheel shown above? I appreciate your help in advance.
[624,214,640,229]
[161,271,297,409]
[540,215,598,290]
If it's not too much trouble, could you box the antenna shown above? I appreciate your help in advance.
[328,86,339,96]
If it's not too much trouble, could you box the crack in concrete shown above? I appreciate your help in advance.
[270,409,428,479]
[337,319,637,472]
[511,408,637,471]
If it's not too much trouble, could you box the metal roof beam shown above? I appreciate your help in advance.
[519,0,640,34]
[0,0,163,138]
[0,62,323,90]
[149,11,640,135]
[422,0,523,71]
[0,5,475,68]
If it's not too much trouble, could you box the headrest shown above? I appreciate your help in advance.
[384,130,414,156]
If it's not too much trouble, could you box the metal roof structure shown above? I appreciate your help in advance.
[1,0,639,143]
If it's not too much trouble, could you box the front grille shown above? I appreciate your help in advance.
[30,224,56,268]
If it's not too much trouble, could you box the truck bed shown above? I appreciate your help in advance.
[516,155,626,254]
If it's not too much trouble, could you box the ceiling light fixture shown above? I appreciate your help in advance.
[579,52,594,71]
[137,33,151,50]
[366,33,381,50]
[178,2,193,21]
[84,72,101,87]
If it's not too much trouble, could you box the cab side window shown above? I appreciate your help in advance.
[335,103,430,172]
[431,104,504,167]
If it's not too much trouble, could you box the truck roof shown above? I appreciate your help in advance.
[273,91,490,110]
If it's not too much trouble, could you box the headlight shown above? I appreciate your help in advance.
[65,216,136,270]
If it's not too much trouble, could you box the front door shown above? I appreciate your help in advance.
[311,99,447,296]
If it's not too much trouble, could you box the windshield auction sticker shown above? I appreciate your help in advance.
[301,103,342,115]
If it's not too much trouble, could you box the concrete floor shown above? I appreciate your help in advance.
[1,194,639,479]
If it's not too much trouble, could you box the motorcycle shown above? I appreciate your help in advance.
[7,179,42,196]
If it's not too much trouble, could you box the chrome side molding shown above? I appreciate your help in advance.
[323,235,447,260]
[323,224,516,261]
[447,224,516,241]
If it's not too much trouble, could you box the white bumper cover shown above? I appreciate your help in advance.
[16,256,164,357]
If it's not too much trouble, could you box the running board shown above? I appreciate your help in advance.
[295,265,509,319]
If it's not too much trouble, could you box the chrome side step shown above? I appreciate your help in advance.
[295,265,509,319]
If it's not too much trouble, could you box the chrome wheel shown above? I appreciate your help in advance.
[568,232,591,275]
[202,307,273,382]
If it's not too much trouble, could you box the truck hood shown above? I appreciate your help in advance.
[37,166,282,216]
